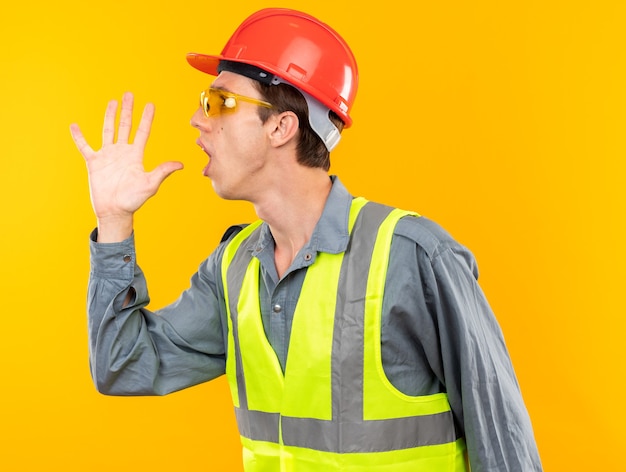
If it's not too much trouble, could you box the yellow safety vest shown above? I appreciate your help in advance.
[221,198,468,471]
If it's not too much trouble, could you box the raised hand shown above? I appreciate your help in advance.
[70,92,184,242]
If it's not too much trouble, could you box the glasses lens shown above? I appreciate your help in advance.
[200,91,208,116]
[200,89,238,117]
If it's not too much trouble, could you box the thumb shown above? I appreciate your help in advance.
[149,161,184,187]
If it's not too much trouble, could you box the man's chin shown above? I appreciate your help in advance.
[210,181,238,201]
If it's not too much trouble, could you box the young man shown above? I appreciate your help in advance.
[70,8,542,472]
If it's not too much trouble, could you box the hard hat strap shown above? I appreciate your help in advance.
[217,60,276,85]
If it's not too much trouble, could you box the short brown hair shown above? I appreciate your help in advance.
[253,82,344,171]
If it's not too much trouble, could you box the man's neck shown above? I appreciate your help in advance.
[254,170,332,278]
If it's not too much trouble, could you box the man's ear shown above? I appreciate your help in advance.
[268,111,300,147]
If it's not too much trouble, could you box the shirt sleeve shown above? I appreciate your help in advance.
[383,217,543,472]
[87,229,229,396]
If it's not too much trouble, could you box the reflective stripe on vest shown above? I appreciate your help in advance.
[222,198,467,471]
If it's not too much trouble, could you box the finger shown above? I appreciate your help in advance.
[69,123,95,160]
[134,102,155,148]
[148,161,184,188]
[116,92,134,143]
[102,99,118,145]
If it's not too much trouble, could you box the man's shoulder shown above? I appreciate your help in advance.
[393,213,463,260]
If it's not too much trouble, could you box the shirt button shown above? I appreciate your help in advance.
[123,254,132,263]
[304,253,312,261]
[272,304,282,314]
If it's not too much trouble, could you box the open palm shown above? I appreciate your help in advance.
[70,92,183,232]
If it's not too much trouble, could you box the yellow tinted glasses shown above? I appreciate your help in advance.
[199,88,273,118]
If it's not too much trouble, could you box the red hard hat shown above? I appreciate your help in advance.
[186,8,358,127]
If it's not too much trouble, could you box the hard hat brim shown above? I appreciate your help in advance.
[186,53,222,77]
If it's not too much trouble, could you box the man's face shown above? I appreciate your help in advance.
[191,71,273,201]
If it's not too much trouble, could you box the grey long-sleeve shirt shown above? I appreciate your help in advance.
[87,176,542,471]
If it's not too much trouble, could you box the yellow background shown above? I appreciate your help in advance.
[1,0,624,470]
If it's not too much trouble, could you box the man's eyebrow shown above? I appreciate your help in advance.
[210,84,233,93]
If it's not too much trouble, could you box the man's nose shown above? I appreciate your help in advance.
[190,107,207,130]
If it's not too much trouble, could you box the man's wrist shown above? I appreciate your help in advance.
[96,214,134,243]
